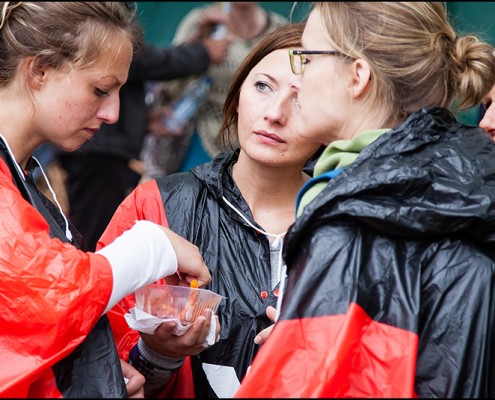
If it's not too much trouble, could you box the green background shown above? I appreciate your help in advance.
[136,1,495,125]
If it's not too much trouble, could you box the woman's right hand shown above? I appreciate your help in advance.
[159,227,211,287]
[147,106,187,137]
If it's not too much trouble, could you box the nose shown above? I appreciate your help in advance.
[96,96,120,125]
[263,89,296,126]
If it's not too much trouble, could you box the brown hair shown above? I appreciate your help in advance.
[0,2,143,88]
[315,2,495,127]
[220,22,305,150]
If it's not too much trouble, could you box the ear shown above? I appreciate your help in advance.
[23,57,47,90]
[348,58,371,99]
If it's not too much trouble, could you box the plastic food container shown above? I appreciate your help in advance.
[134,283,224,324]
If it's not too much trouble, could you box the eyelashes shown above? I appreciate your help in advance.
[94,88,109,97]
[254,81,272,92]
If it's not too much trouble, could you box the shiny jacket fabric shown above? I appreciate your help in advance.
[100,150,278,398]
[0,139,122,397]
[236,107,495,398]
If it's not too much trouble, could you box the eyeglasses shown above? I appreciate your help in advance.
[289,48,345,75]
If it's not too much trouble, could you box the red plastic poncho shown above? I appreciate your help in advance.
[0,157,114,397]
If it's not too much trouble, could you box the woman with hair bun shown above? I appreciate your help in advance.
[237,2,495,398]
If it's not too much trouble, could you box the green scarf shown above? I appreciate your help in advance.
[297,129,389,216]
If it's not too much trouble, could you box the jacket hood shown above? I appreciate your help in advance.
[191,149,249,207]
[190,150,233,196]
[291,107,495,244]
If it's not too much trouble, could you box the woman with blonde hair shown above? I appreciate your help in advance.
[236,2,495,398]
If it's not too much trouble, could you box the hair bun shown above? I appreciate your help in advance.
[451,35,495,109]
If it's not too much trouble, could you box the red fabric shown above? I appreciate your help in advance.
[98,179,167,361]
[158,357,195,398]
[235,302,418,398]
[99,179,195,397]
[26,370,62,398]
[0,158,113,397]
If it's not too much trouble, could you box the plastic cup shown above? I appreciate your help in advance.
[134,283,224,324]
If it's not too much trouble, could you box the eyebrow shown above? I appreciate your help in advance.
[253,72,277,81]
[94,75,125,88]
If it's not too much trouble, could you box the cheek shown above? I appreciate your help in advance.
[236,97,257,135]
[295,140,322,161]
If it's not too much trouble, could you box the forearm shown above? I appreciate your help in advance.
[97,220,178,314]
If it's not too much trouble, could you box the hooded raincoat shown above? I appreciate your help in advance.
[0,137,125,397]
[235,107,495,398]
[100,150,278,398]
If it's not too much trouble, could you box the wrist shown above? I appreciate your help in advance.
[137,338,185,371]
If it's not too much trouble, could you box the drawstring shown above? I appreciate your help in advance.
[222,195,287,321]
[222,196,286,248]
[32,156,73,241]
[0,133,26,180]
[0,134,73,242]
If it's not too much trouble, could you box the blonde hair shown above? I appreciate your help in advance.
[316,2,495,126]
[0,2,143,88]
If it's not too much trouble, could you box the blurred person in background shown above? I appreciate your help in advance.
[56,1,230,251]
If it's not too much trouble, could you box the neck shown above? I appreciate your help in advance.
[0,94,37,168]
[232,151,310,234]
[336,107,387,142]
[228,5,267,40]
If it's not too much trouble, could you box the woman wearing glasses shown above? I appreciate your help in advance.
[98,23,322,398]
[236,2,495,398]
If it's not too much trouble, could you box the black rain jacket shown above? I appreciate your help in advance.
[156,150,278,398]
[236,107,495,398]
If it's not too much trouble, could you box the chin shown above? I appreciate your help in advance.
[59,140,86,153]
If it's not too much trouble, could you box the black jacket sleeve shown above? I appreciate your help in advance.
[127,41,211,82]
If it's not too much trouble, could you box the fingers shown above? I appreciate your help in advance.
[189,308,212,346]
[202,37,230,65]
[140,309,216,358]
[265,306,277,323]
[120,359,145,398]
[126,375,145,398]
[254,324,274,346]
[215,315,220,339]
[253,306,278,345]
[153,320,180,336]
[160,228,211,286]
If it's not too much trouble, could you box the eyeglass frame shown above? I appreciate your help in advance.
[289,48,347,75]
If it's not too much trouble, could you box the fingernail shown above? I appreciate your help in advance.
[254,335,261,345]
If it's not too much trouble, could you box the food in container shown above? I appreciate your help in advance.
[134,283,224,324]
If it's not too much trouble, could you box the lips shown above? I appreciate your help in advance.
[255,130,285,143]
[85,128,99,137]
